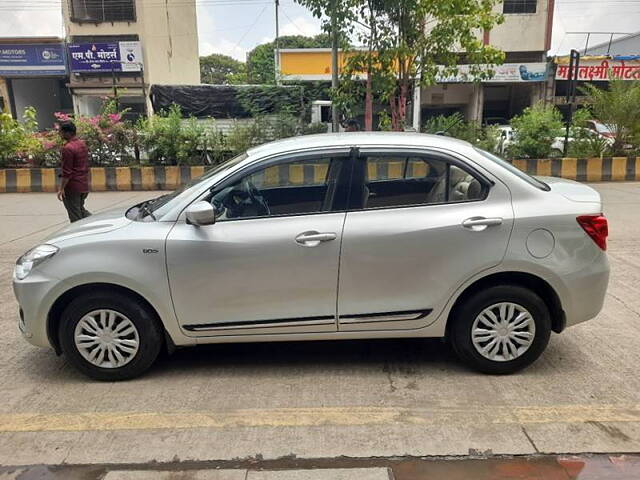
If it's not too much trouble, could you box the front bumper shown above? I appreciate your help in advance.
[13,269,66,349]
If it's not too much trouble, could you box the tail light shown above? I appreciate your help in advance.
[577,215,608,251]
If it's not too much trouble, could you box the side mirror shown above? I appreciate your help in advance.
[185,201,216,226]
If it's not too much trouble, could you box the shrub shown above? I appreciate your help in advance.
[566,108,612,158]
[0,112,26,167]
[138,105,198,165]
[508,103,564,159]
[581,79,640,155]
[422,113,501,154]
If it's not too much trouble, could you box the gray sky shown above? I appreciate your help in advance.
[1,0,639,61]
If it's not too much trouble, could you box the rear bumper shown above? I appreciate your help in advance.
[563,251,610,328]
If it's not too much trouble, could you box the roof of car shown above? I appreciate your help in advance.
[246,132,472,158]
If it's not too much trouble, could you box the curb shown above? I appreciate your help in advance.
[0,157,638,193]
[0,166,207,193]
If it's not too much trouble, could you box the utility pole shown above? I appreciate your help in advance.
[330,0,340,132]
[274,0,280,85]
[564,49,580,157]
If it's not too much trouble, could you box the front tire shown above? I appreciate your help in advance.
[450,285,551,374]
[59,291,163,381]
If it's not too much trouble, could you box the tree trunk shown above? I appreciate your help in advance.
[365,71,373,131]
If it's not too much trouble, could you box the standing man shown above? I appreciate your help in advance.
[57,121,91,222]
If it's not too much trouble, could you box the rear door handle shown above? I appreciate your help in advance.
[295,231,337,247]
[462,217,503,231]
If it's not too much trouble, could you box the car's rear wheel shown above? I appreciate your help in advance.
[59,291,163,381]
[450,285,551,374]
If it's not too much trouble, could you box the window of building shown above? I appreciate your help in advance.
[361,155,486,209]
[209,156,345,220]
[70,0,136,23]
[503,0,537,14]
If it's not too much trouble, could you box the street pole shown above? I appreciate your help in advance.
[274,0,280,85]
[563,49,580,157]
[111,63,119,111]
[331,0,340,132]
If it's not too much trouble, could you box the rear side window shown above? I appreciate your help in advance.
[358,154,486,210]
[474,148,550,191]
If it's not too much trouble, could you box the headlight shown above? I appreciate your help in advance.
[14,244,59,280]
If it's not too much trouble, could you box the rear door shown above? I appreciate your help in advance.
[337,149,513,331]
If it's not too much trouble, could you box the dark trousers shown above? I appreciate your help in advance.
[63,191,91,223]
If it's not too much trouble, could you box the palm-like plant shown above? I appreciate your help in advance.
[581,80,640,155]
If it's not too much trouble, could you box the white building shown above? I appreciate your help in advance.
[421,0,555,124]
[62,0,201,117]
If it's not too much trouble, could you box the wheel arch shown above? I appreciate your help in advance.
[446,271,565,337]
[47,282,171,355]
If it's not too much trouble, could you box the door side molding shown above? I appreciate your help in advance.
[183,315,336,332]
[339,309,432,325]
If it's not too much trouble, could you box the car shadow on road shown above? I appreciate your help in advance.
[22,334,578,383]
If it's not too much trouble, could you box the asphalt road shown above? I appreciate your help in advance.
[0,184,639,468]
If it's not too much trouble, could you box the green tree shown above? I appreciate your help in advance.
[581,79,640,155]
[246,34,332,84]
[200,53,247,85]
[509,103,564,159]
[333,0,505,130]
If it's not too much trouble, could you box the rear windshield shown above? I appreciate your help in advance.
[474,148,550,191]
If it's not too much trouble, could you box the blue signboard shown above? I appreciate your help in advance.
[0,43,66,76]
[68,42,142,73]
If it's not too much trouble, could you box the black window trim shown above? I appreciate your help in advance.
[188,147,355,223]
[348,147,493,213]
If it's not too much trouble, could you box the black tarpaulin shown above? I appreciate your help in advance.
[150,84,251,118]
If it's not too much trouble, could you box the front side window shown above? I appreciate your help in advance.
[70,0,136,22]
[360,154,486,210]
[209,156,344,221]
[503,0,537,14]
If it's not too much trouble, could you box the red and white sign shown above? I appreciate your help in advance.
[555,59,640,81]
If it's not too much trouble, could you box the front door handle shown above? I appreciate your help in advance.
[462,217,503,231]
[295,231,337,247]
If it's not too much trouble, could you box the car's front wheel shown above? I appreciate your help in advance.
[59,291,163,381]
[450,285,551,374]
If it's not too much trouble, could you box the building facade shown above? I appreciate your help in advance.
[62,0,200,117]
[278,1,555,129]
[420,0,555,125]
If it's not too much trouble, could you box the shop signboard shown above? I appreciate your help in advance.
[437,63,548,83]
[68,41,143,73]
[0,43,66,76]
[555,56,640,81]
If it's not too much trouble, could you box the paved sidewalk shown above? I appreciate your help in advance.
[104,468,391,480]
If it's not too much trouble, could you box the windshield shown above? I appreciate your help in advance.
[474,148,550,191]
[594,122,613,135]
[127,153,248,221]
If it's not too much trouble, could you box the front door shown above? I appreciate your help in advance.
[337,150,513,331]
[166,152,351,336]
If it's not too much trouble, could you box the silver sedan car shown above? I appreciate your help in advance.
[13,133,609,380]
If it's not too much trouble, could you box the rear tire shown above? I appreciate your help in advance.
[59,291,163,381]
[450,285,551,374]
